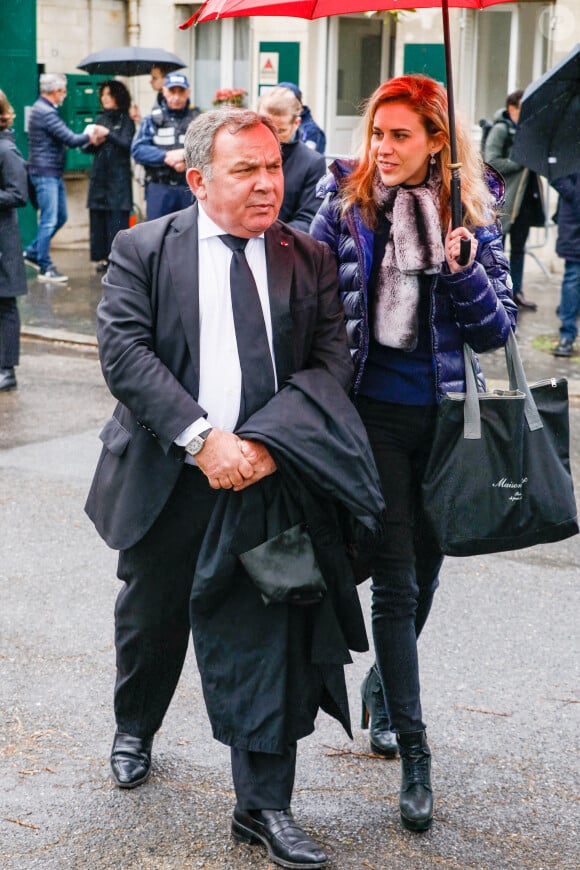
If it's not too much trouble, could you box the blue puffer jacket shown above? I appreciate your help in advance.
[311,159,518,397]
[27,97,90,177]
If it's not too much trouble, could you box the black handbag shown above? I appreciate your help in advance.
[421,331,578,556]
[238,522,327,606]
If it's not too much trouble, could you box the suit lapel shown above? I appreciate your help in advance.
[265,222,295,385]
[165,203,201,395]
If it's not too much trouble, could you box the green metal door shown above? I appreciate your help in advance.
[59,74,107,171]
[0,0,38,245]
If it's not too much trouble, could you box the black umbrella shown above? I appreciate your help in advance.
[511,43,580,182]
[77,46,187,77]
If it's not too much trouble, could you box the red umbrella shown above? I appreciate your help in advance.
[181,0,515,263]
[183,0,511,17]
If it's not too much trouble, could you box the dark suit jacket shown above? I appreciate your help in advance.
[85,202,353,550]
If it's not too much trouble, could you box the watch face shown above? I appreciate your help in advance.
[185,434,204,456]
[184,428,212,457]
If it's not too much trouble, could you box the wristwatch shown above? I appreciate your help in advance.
[184,427,213,457]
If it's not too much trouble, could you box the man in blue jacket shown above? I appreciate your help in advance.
[24,73,107,282]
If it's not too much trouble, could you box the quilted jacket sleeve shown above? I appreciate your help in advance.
[437,223,518,353]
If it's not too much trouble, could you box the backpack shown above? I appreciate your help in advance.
[479,117,511,159]
[478,118,494,156]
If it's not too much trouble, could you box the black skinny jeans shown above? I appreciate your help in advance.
[357,396,443,735]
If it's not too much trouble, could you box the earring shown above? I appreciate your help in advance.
[430,153,437,166]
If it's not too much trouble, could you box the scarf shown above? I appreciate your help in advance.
[372,167,445,351]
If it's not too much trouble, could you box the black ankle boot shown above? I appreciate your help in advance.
[397,730,433,831]
[360,664,398,758]
[0,367,17,392]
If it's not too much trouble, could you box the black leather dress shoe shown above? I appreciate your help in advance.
[232,806,327,869]
[0,368,17,392]
[110,731,153,789]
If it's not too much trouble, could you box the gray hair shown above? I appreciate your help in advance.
[257,86,302,120]
[40,73,67,94]
[184,108,280,180]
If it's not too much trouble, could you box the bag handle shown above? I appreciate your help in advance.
[503,331,543,431]
[462,330,543,440]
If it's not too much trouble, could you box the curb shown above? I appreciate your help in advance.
[22,326,97,349]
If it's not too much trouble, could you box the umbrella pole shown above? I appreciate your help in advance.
[442,0,470,264]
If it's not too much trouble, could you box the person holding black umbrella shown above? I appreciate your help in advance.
[83,80,135,272]
[311,74,517,833]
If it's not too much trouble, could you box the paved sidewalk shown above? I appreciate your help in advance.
[20,245,580,397]
[3,246,578,869]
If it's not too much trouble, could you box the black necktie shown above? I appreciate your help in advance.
[219,234,276,423]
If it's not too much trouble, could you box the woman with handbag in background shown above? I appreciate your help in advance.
[84,80,134,273]
[311,74,517,832]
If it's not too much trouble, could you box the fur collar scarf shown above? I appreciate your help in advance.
[372,167,445,351]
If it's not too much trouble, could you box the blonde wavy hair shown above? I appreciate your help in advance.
[341,75,493,230]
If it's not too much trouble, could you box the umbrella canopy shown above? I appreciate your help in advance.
[77,46,187,77]
[511,44,580,183]
[185,0,512,24]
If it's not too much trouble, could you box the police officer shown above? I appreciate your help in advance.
[131,72,200,220]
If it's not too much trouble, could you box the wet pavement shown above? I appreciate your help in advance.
[19,243,580,395]
[20,248,105,345]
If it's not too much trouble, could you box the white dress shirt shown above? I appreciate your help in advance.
[175,203,278,457]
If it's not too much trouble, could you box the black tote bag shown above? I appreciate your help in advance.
[421,331,578,556]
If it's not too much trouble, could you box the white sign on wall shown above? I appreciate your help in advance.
[259,52,279,86]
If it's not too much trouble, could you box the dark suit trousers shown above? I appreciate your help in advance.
[231,743,297,810]
[114,464,297,809]
[114,465,217,738]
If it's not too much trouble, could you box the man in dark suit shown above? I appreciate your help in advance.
[85,108,353,869]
